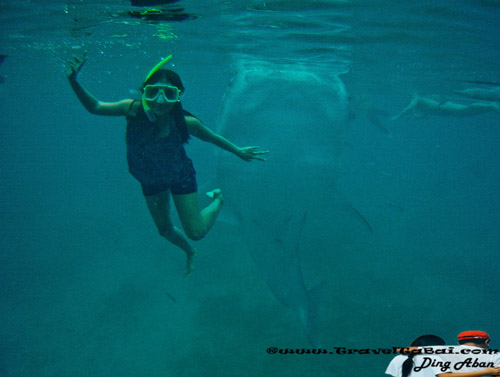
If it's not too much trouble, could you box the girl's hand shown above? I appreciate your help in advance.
[237,146,269,161]
[67,52,87,79]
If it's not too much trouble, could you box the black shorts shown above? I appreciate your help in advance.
[140,161,197,197]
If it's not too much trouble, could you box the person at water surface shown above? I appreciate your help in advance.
[391,93,500,120]
[67,53,268,275]
[386,334,500,377]
[455,86,500,102]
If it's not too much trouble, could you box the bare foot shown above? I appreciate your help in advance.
[206,188,223,203]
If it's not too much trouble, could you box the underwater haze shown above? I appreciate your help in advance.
[1,0,500,376]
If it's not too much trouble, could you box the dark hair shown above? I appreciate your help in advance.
[458,339,488,345]
[141,69,185,92]
[402,335,446,377]
[141,69,189,143]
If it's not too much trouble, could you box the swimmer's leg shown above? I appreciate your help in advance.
[439,101,500,116]
[467,102,500,114]
[172,189,223,242]
[391,94,420,121]
[455,87,500,101]
[145,190,196,275]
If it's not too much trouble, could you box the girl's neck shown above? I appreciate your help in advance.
[155,110,174,123]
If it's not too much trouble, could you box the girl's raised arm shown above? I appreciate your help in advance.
[67,53,132,117]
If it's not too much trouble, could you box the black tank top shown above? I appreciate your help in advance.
[125,102,190,185]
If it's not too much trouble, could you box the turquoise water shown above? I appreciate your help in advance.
[1,1,499,376]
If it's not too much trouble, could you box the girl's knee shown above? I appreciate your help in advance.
[158,225,175,239]
[158,221,206,241]
[184,225,207,241]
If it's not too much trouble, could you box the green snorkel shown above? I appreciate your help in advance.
[142,55,173,122]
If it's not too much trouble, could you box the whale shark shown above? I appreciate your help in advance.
[214,60,371,345]
[214,59,372,230]
[214,60,357,220]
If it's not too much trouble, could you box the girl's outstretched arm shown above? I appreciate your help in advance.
[186,116,268,161]
[67,53,132,117]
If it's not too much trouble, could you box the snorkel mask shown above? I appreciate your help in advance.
[142,55,174,122]
[143,84,181,103]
